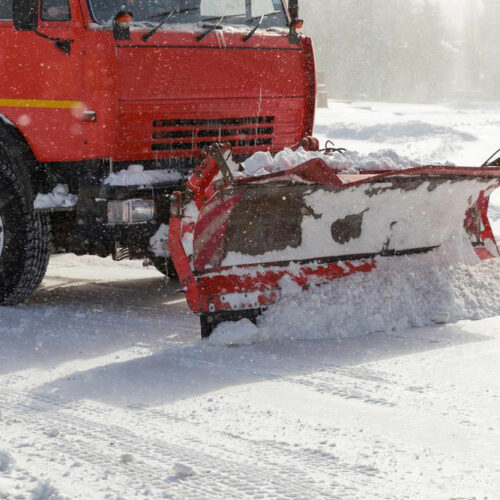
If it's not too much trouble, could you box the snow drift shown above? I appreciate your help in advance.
[210,239,500,346]
[315,120,477,143]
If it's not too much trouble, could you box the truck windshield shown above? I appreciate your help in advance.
[88,0,288,27]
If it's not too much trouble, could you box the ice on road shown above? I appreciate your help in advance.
[2,102,500,499]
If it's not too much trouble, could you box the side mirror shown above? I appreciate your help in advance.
[113,11,133,40]
[287,0,302,44]
[13,0,39,31]
[288,0,299,22]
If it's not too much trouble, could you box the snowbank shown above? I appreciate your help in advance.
[240,147,417,177]
[315,120,477,143]
[104,165,182,187]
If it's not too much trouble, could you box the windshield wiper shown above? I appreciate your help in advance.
[142,7,199,41]
[243,11,280,41]
[196,13,246,42]
[196,16,222,42]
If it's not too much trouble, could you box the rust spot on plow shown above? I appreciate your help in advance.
[331,210,367,245]
[223,188,311,256]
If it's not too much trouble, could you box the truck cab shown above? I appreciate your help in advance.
[0,0,316,304]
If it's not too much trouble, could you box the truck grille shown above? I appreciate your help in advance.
[151,116,274,152]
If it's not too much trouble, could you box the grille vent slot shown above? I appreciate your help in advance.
[152,116,274,152]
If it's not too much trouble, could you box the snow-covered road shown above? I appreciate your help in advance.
[2,101,500,499]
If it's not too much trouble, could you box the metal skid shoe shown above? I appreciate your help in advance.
[200,309,264,338]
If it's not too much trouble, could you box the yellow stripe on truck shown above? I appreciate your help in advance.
[0,98,82,109]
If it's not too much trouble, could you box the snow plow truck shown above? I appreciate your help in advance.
[0,0,312,303]
[1,0,500,337]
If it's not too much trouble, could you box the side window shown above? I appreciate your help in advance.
[0,0,12,20]
[41,0,71,20]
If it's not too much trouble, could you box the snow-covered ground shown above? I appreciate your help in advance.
[2,101,500,498]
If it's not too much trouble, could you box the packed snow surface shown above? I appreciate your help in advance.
[34,184,77,210]
[104,164,182,186]
[3,101,500,499]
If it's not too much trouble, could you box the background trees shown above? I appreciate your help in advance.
[303,0,498,102]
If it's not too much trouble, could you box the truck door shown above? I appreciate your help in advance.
[0,0,84,161]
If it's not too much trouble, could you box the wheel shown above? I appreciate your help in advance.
[0,154,51,305]
[151,256,178,280]
[200,309,263,339]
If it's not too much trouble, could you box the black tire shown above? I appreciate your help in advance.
[151,256,178,280]
[0,154,51,305]
[200,309,263,339]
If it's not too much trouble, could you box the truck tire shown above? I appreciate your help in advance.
[151,256,178,280]
[0,155,51,305]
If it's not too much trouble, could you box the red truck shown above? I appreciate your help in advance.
[0,0,315,304]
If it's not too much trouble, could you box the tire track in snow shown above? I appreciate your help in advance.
[0,390,350,499]
[173,350,401,408]
[73,398,392,497]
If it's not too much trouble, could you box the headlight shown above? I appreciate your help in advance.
[107,199,155,224]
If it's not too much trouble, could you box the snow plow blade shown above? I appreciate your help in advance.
[169,146,500,337]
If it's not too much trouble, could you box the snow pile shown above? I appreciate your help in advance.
[213,238,500,345]
[34,184,77,210]
[315,120,477,143]
[241,147,417,177]
[172,463,196,478]
[258,247,500,342]
[150,224,170,258]
[208,318,264,346]
[104,165,182,187]
[43,428,60,438]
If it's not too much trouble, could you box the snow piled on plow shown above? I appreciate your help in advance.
[210,240,500,346]
[240,147,417,177]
